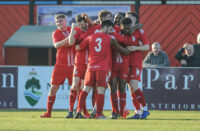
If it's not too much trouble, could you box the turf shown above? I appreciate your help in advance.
[0,110,200,131]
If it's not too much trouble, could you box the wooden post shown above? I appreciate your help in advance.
[48,48,52,65]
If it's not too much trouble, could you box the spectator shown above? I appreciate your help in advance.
[143,42,170,67]
[197,32,200,44]
[175,43,200,67]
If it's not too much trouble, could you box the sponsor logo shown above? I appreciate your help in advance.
[24,68,42,106]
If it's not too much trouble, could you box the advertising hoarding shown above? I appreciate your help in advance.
[0,67,18,108]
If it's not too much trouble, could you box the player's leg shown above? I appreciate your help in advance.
[80,79,90,118]
[95,86,106,119]
[66,76,80,118]
[75,69,94,119]
[128,83,141,119]
[129,66,149,119]
[109,77,119,119]
[95,70,109,119]
[118,61,130,118]
[118,78,129,118]
[75,85,92,119]
[40,84,59,118]
[40,66,66,118]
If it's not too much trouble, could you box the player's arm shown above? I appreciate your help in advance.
[126,44,149,52]
[111,38,130,55]
[127,30,149,52]
[82,13,94,27]
[53,25,76,49]
[53,36,69,49]
[131,24,143,32]
[112,32,131,46]
[68,23,77,45]
[75,37,89,51]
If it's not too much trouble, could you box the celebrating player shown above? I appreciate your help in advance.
[40,14,76,118]
[74,20,129,119]
[66,14,91,118]
[125,12,150,119]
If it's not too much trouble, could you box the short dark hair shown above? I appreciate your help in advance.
[120,17,132,25]
[115,12,125,17]
[55,14,66,20]
[101,20,114,28]
[98,9,112,20]
[76,14,86,23]
[126,11,138,19]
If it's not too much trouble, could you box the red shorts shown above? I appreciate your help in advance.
[128,65,142,81]
[84,69,110,87]
[73,64,87,79]
[51,65,73,86]
[112,58,129,80]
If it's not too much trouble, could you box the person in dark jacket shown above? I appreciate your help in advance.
[143,42,170,67]
[175,43,200,67]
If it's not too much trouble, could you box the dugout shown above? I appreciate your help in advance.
[3,25,57,65]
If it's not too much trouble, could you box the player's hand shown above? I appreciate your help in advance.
[75,45,80,51]
[71,23,76,30]
[180,59,187,66]
[132,23,143,31]
[82,13,89,19]
[110,38,117,45]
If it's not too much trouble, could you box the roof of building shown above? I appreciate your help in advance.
[4,25,57,48]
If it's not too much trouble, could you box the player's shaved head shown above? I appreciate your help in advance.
[120,18,132,35]
[101,20,114,28]
[120,17,132,25]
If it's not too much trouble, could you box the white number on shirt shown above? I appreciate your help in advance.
[95,38,102,52]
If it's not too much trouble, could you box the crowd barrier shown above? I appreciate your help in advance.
[0,66,199,110]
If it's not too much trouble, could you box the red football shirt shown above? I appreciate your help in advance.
[129,29,149,67]
[74,28,89,65]
[52,27,75,66]
[78,32,112,71]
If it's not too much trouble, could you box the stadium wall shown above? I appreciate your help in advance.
[0,4,200,66]
[0,5,37,65]
[138,5,200,66]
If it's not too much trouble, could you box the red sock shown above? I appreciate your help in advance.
[47,96,56,114]
[79,89,88,114]
[135,89,146,107]
[69,89,77,112]
[119,92,126,115]
[110,93,119,113]
[77,91,88,113]
[131,93,140,110]
[96,94,105,116]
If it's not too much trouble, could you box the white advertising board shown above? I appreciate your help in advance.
[17,66,138,110]
[37,5,130,26]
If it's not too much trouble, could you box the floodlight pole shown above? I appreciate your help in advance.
[29,0,34,25]
[135,0,140,24]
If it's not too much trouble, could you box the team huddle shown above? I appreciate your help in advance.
[40,9,150,119]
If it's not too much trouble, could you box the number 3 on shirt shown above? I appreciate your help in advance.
[95,38,102,52]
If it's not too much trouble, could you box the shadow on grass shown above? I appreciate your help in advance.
[142,118,200,121]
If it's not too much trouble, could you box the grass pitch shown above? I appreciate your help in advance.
[0,110,200,131]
